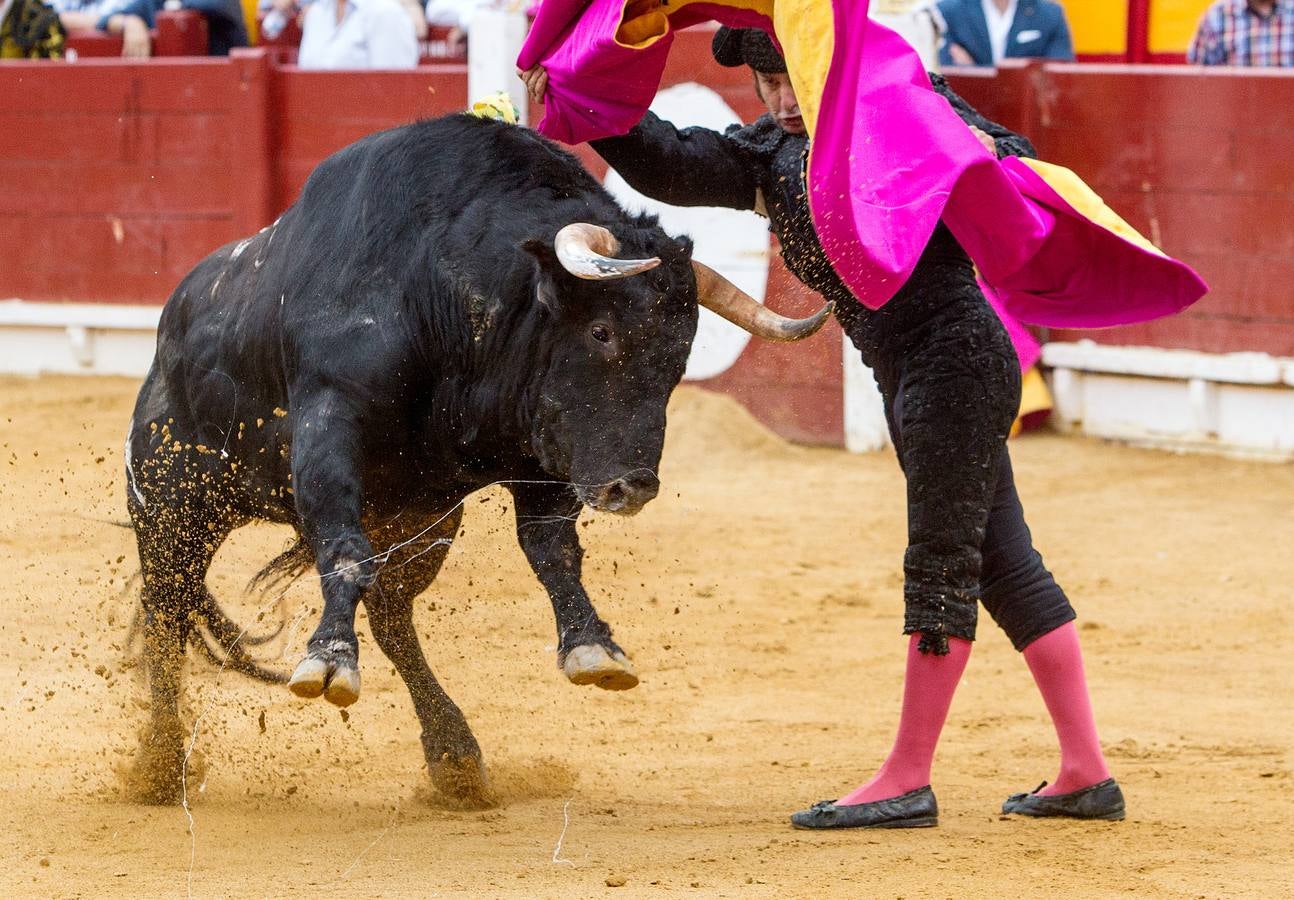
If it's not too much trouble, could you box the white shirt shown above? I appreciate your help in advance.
[298,0,419,70]
[424,0,493,31]
[981,0,1018,64]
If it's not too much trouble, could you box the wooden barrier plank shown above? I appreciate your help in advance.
[1096,188,1294,257]
[0,213,234,302]
[0,113,234,165]
[0,163,235,217]
[1174,249,1294,321]
[272,66,469,117]
[1040,65,1294,132]
[11,60,236,113]
[1036,124,1294,194]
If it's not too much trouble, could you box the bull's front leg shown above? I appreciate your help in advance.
[510,481,638,691]
[285,390,375,707]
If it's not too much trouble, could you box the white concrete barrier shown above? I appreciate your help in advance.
[1044,341,1294,460]
[0,300,159,377]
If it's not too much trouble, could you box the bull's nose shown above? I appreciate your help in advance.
[592,471,659,514]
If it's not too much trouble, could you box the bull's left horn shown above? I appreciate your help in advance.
[692,260,830,342]
[553,223,661,280]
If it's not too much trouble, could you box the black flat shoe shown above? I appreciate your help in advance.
[1001,778,1126,821]
[790,786,938,830]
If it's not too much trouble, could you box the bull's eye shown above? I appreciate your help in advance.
[590,323,612,344]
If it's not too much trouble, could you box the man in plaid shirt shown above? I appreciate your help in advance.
[1188,0,1294,66]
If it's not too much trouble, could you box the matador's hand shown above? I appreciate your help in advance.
[516,65,549,105]
[968,125,997,155]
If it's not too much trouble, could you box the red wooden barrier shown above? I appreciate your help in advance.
[0,56,252,303]
[0,51,469,304]
[270,64,468,212]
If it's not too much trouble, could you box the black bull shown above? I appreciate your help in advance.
[124,115,825,806]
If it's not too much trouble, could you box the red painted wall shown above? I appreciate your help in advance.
[0,56,264,303]
[269,65,469,213]
[0,52,468,304]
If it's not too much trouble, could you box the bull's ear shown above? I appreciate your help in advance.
[673,235,695,259]
[522,239,561,312]
[522,238,560,273]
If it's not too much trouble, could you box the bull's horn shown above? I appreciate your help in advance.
[553,223,660,280]
[692,260,830,342]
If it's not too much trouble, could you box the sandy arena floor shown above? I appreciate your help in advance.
[1,374,1292,898]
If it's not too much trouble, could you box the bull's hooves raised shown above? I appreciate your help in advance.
[324,666,361,707]
[288,657,328,699]
[288,655,361,706]
[562,644,639,691]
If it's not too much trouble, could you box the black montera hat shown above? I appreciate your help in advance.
[711,26,787,74]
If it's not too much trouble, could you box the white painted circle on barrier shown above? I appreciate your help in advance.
[602,83,771,381]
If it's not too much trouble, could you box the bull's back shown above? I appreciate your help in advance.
[137,114,606,449]
[294,115,609,246]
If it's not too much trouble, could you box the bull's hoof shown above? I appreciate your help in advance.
[562,644,639,691]
[289,644,361,707]
[429,752,495,810]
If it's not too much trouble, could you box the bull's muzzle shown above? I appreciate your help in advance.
[552,223,830,342]
[580,470,660,515]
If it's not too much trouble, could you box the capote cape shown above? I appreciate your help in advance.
[517,0,1207,329]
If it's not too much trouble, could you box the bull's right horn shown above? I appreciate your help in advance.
[554,223,661,280]
[692,260,830,342]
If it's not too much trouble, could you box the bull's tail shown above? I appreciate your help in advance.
[247,539,314,598]
[128,538,314,684]
[191,586,289,684]
[124,574,289,683]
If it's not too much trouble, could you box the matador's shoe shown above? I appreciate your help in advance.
[790,786,938,829]
[1001,778,1126,820]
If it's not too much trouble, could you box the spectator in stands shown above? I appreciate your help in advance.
[51,0,152,57]
[399,0,425,39]
[2,0,68,57]
[1188,0,1294,66]
[424,0,491,54]
[297,0,417,68]
[936,0,1075,66]
[72,0,249,56]
[263,0,424,43]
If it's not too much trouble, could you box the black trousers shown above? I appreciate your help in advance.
[879,335,1077,654]
[834,226,1075,653]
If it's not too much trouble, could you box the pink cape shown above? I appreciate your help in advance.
[518,0,1207,335]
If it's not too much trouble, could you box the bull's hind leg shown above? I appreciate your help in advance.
[363,509,492,807]
[127,499,228,804]
[510,482,638,691]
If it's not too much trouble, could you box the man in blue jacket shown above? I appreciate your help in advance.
[936,0,1075,66]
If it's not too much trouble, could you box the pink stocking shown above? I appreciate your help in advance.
[1022,621,1112,795]
[837,634,972,806]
